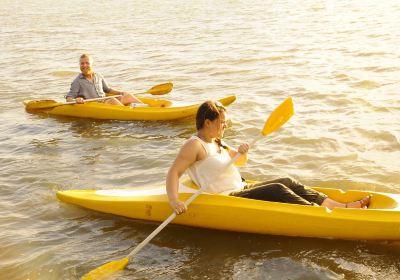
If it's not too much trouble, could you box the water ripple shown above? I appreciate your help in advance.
[1,0,400,279]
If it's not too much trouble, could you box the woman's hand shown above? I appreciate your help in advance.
[237,143,250,154]
[169,199,187,215]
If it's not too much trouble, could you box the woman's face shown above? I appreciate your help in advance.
[210,111,228,138]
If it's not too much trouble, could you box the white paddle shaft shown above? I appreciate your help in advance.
[127,187,203,259]
[64,95,122,105]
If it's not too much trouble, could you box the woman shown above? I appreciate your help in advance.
[166,100,370,215]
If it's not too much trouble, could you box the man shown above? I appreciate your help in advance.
[66,54,143,105]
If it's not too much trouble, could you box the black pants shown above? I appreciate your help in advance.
[229,177,327,206]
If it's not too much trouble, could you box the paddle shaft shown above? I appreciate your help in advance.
[227,135,263,166]
[126,134,264,260]
[26,82,173,110]
[67,86,164,103]
[105,89,155,97]
[41,91,148,108]
[65,95,122,105]
[71,82,172,103]
[127,187,203,259]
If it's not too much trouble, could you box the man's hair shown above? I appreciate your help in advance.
[80,53,93,62]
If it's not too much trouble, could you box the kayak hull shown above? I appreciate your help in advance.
[57,180,400,240]
[24,95,236,121]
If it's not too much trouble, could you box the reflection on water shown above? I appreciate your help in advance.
[0,0,400,279]
[66,214,400,280]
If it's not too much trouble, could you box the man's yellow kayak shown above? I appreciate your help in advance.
[57,180,400,241]
[24,95,236,121]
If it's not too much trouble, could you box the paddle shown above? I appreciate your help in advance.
[137,82,173,96]
[25,95,123,110]
[25,83,173,110]
[105,82,173,97]
[81,96,294,280]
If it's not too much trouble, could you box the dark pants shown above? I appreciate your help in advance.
[229,177,327,206]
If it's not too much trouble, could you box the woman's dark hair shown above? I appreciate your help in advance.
[196,100,226,130]
[196,100,228,149]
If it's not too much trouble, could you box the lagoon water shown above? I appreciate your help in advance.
[0,0,399,279]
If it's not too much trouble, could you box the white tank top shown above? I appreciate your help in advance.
[186,136,246,194]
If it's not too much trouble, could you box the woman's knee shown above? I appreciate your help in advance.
[277,177,297,186]
[269,183,292,195]
[236,183,291,199]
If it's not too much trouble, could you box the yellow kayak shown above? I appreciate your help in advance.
[24,95,236,121]
[57,180,400,241]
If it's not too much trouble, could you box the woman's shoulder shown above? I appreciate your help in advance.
[177,137,205,161]
[184,136,202,147]
[181,136,206,152]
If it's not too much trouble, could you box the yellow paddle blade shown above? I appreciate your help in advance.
[262,97,294,136]
[147,82,173,95]
[141,98,172,108]
[24,99,60,110]
[81,257,129,280]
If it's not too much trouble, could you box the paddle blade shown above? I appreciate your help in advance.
[81,258,129,280]
[262,97,294,136]
[147,82,173,95]
[140,98,172,108]
[25,100,60,110]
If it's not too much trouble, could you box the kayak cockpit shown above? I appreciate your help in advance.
[313,187,400,210]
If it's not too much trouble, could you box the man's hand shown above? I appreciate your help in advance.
[75,97,84,104]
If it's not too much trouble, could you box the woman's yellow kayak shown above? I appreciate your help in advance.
[57,179,400,241]
[24,95,236,121]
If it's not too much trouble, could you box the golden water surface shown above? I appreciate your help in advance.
[0,0,399,279]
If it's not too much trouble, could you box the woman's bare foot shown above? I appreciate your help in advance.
[345,196,371,209]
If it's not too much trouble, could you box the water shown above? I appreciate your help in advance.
[0,0,399,279]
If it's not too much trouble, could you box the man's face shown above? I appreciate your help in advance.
[80,57,93,76]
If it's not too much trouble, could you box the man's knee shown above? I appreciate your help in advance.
[105,98,122,105]
[121,95,135,105]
